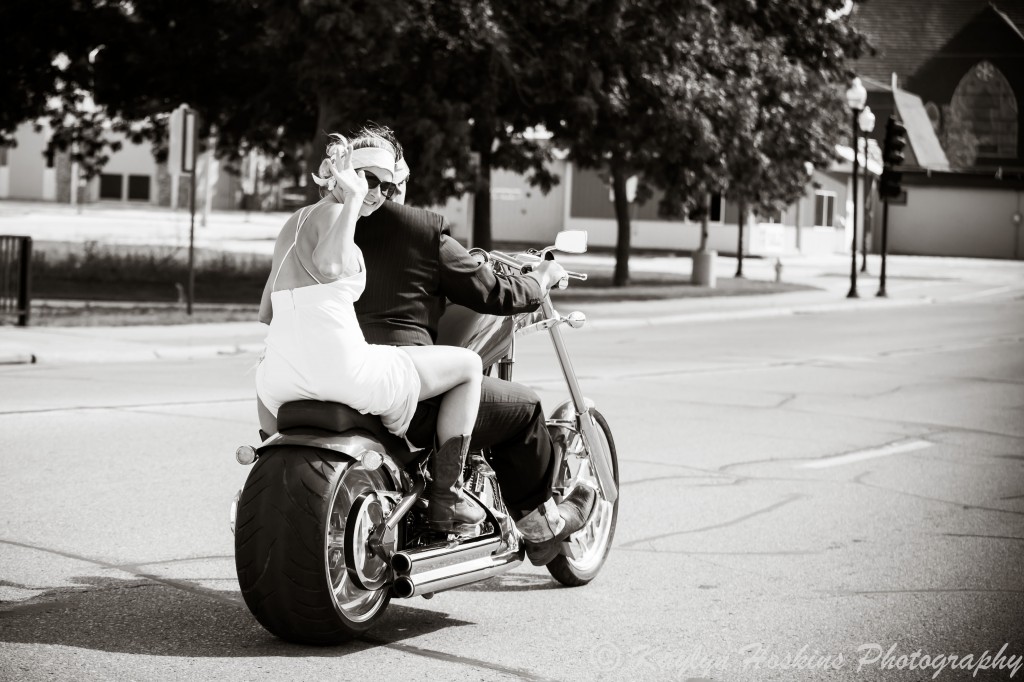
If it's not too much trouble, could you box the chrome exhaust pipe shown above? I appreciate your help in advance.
[391,547,522,598]
[392,576,415,599]
[391,535,504,577]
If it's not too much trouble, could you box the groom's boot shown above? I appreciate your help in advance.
[426,435,486,530]
[516,484,599,566]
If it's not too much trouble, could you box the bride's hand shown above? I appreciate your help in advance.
[328,145,368,202]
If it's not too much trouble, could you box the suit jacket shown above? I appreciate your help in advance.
[353,201,544,346]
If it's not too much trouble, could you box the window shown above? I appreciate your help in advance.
[950,61,1017,159]
[814,191,835,227]
[127,174,150,201]
[99,173,123,200]
[710,193,722,222]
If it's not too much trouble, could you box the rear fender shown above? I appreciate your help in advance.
[257,430,406,487]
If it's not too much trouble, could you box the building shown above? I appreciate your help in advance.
[852,0,1024,259]
[0,120,240,212]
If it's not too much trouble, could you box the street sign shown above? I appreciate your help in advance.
[182,108,196,174]
[167,106,183,177]
[167,104,196,175]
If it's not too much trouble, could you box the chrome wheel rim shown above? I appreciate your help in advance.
[565,427,616,572]
[324,466,393,622]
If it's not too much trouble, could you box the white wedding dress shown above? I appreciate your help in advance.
[255,205,421,437]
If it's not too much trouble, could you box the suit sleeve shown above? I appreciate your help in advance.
[437,226,544,315]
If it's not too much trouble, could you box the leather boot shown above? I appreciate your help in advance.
[516,484,599,566]
[426,435,486,530]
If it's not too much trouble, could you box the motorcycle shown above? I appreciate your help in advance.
[230,230,619,645]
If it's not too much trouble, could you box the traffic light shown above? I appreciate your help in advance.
[880,115,907,199]
[883,115,906,167]
[879,168,903,198]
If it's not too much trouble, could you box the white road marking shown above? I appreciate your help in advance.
[949,285,1019,302]
[797,439,933,469]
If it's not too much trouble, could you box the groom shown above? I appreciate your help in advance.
[353,127,595,565]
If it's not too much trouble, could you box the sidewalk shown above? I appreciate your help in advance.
[2,200,1023,365]
[5,252,1021,365]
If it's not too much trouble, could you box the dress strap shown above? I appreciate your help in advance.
[272,205,323,290]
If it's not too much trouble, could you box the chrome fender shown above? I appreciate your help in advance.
[257,431,405,489]
[546,397,618,504]
[548,397,597,423]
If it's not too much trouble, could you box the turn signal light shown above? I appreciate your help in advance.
[235,445,258,465]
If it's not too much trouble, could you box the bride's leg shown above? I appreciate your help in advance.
[402,346,482,443]
[402,346,485,529]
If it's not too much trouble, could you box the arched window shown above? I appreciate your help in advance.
[950,61,1018,158]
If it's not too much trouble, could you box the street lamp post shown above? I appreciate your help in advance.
[845,78,867,299]
[858,106,875,274]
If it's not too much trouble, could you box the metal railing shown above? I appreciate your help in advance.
[0,235,32,327]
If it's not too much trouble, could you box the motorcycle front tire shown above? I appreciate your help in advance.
[547,409,620,587]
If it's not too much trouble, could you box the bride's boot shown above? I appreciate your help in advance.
[426,434,486,530]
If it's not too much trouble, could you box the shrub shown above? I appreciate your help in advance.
[31,241,272,303]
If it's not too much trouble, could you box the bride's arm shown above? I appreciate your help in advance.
[312,147,367,280]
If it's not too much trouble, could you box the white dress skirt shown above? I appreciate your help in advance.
[255,214,421,438]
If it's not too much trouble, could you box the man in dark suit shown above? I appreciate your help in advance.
[354,146,596,565]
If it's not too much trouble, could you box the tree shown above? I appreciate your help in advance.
[939,104,978,169]
[0,0,101,143]
[0,0,133,194]
[714,0,869,271]
[80,0,560,235]
[540,0,726,286]
[542,0,867,286]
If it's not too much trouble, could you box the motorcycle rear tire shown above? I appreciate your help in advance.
[234,447,392,644]
[547,409,619,587]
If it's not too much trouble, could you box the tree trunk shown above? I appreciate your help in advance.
[610,156,631,287]
[305,96,333,204]
[471,161,492,252]
[698,192,711,252]
[471,125,494,252]
[735,199,746,278]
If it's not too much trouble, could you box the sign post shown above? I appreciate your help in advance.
[169,104,199,314]
[183,107,198,315]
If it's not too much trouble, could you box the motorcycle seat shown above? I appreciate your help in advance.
[276,400,412,457]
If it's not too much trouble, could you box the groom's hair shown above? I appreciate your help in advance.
[349,123,404,163]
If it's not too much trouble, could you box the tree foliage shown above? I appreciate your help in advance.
[3,0,868,275]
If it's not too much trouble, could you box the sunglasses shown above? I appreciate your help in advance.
[363,172,398,199]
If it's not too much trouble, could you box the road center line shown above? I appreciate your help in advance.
[797,439,933,469]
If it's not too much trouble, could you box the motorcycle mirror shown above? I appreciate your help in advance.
[554,230,588,254]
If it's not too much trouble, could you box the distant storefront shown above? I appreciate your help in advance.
[0,121,239,212]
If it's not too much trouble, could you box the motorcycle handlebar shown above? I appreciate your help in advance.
[478,249,588,285]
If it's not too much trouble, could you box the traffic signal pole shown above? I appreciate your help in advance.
[877,198,889,298]
[877,114,906,298]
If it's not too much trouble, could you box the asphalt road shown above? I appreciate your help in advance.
[1,293,1023,681]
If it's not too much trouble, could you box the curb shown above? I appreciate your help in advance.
[0,352,37,366]
[29,343,265,365]
[588,294,935,329]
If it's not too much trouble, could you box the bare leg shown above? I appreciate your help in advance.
[402,345,485,529]
[402,346,482,443]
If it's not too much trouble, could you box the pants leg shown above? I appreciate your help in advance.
[405,375,553,513]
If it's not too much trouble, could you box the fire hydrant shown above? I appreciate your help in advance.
[774,258,783,283]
